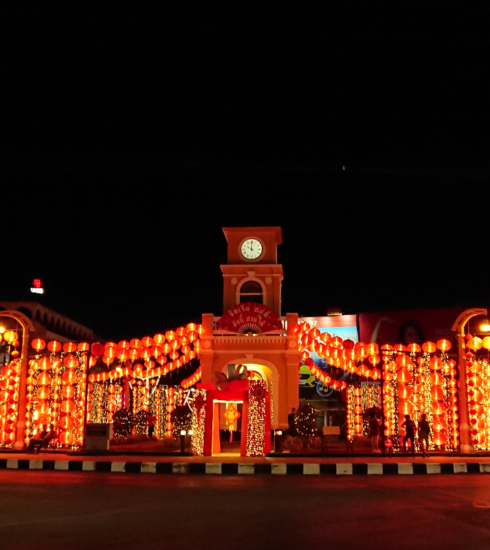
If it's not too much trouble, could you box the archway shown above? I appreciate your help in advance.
[219,358,280,430]
[0,310,35,449]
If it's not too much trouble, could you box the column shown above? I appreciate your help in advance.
[14,325,30,450]
[457,333,473,454]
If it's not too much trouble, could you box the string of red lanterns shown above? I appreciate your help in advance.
[182,367,202,390]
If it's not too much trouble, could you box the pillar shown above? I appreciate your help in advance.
[14,324,30,450]
[451,308,487,455]
[200,313,215,383]
[283,312,300,429]
[457,333,473,454]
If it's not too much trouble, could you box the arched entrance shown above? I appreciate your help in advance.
[220,358,280,430]
[0,310,35,449]
[194,362,273,457]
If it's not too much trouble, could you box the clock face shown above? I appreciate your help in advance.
[241,239,263,260]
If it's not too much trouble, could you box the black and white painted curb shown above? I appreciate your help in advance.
[2,460,490,475]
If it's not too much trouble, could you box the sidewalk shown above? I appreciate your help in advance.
[2,450,490,476]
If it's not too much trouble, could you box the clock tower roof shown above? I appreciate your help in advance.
[222,227,282,244]
[220,226,284,315]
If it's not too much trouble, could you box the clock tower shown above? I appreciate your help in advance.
[221,227,284,315]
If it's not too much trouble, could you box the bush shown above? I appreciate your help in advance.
[291,437,303,453]
[308,436,322,451]
[160,437,181,452]
[282,435,293,451]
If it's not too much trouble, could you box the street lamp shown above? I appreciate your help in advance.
[480,318,490,333]
[274,430,283,453]
[180,429,193,454]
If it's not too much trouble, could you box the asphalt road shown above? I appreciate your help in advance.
[1,472,490,550]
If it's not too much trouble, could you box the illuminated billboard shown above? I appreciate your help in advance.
[298,315,358,399]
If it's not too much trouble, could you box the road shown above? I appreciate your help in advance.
[1,472,490,550]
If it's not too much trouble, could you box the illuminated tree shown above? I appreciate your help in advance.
[113,409,133,438]
[171,405,192,436]
[295,402,319,437]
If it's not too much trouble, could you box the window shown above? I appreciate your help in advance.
[239,280,263,304]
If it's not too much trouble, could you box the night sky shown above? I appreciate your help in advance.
[2,6,490,339]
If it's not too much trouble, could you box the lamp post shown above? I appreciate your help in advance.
[274,430,282,453]
[180,429,193,454]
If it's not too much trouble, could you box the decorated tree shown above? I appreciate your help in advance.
[133,410,149,436]
[295,402,319,437]
[113,409,133,438]
[171,405,192,436]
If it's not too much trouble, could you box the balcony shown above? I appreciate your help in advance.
[212,316,288,336]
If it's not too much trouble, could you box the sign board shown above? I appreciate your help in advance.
[323,426,340,436]
[85,423,112,450]
[30,279,44,295]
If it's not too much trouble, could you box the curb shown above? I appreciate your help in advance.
[1,460,490,475]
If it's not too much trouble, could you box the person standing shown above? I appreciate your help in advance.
[369,413,381,453]
[402,415,416,456]
[418,414,430,458]
[147,412,157,438]
[287,408,297,436]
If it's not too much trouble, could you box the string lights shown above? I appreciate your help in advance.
[191,389,206,456]
[0,328,21,448]
[166,387,175,437]
[182,366,202,389]
[466,336,490,450]
[246,380,267,456]
[26,340,87,450]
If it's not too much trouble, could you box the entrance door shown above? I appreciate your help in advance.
[212,401,243,456]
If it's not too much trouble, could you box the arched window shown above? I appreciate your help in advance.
[239,280,263,304]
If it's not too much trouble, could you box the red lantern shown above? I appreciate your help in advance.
[436,339,452,352]
[128,349,140,362]
[37,372,52,386]
[467,337,483,352]
[406,343,421,354]
[91,343,105,357]
[63,342,77,353]
[429,357,442,371]
[422,341,437,354]
[153,334,165,345]
[63,355,79,369]
[4,331,18,345]
[31,338,46,351]
[47,340,62,353]
[366,342,379,356]
[397,368,412,385]
[39,357,51,371]
[396,354,410,368]
[141,336,154,348]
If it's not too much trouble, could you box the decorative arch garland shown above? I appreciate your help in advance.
[465,335,490,450]
[26,340,88,449]
[182,366,202,389]
[0,330,22,448]
[293,322,460,452]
